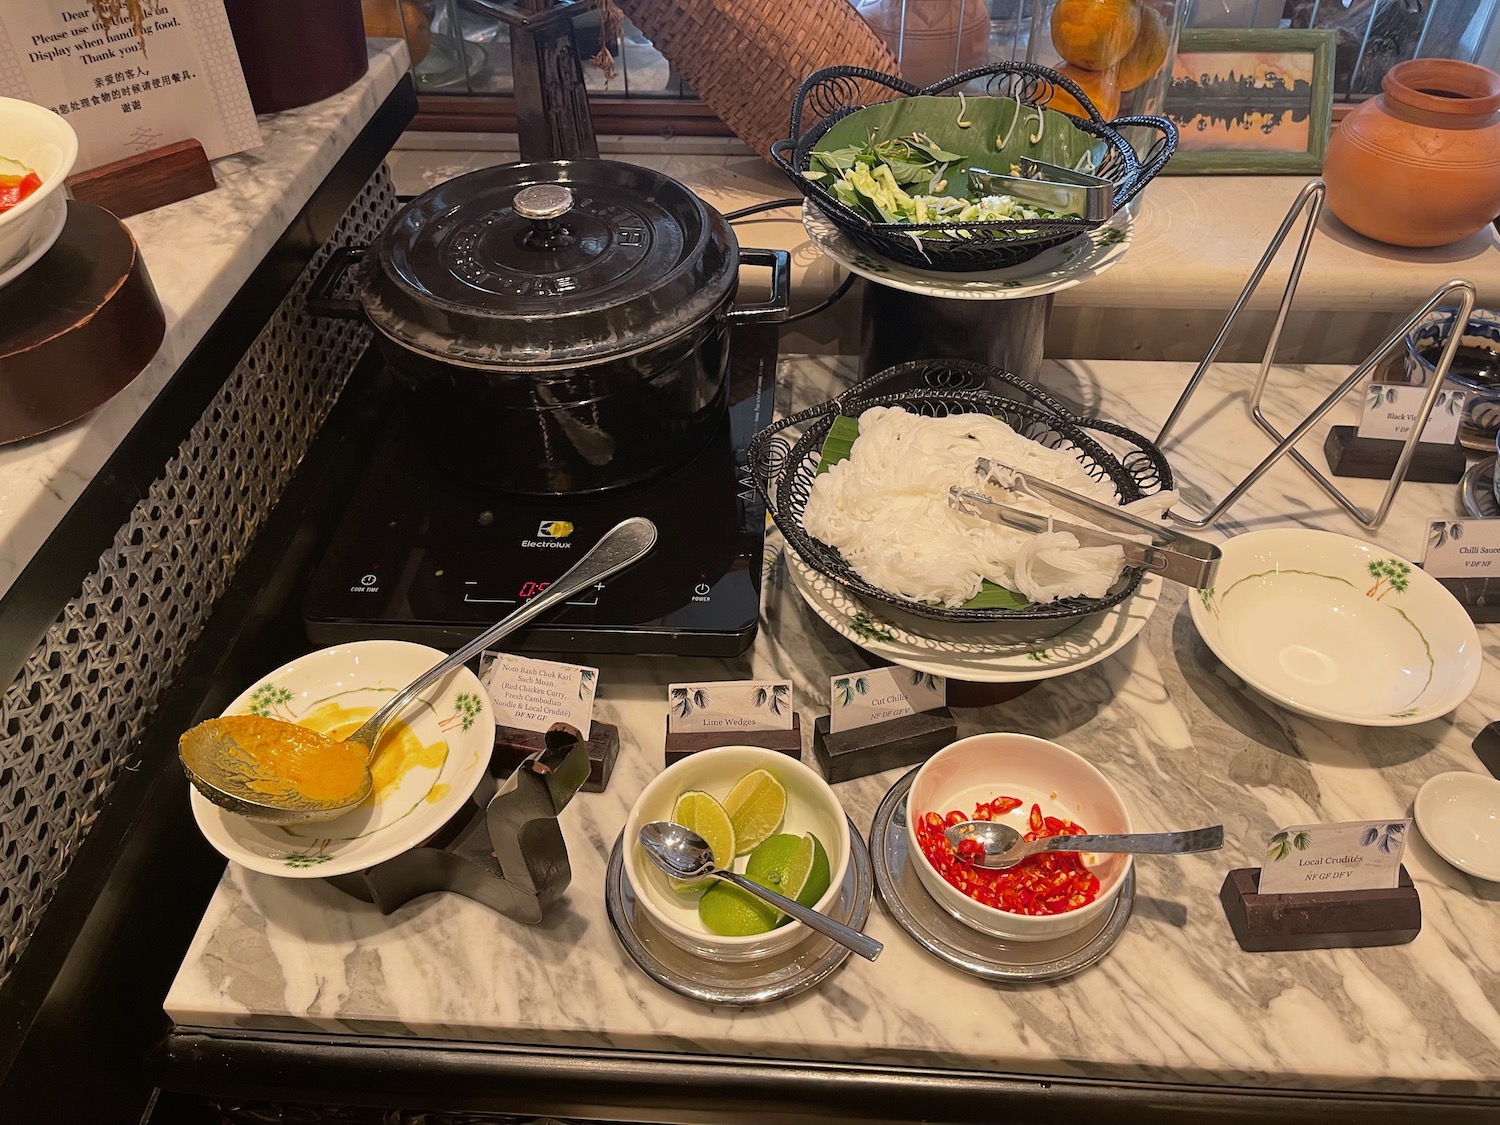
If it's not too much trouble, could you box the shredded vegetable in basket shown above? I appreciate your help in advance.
[806,132,1062,235]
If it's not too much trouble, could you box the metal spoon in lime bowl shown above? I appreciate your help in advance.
[637,821,883,961]
[179,517,658,826]
[944,821,1225,871]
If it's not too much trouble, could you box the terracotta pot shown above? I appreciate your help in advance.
[1323,58,1500,249]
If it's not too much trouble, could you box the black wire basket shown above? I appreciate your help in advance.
[770,63,1177,273]
[748,360,1174,625]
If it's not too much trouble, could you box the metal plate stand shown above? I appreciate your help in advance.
[326,724,589,923]
[1154,179,1478,531]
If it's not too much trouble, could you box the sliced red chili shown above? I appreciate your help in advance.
[915,793,1100,917]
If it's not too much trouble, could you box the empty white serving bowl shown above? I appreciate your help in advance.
[0,97,77,272]
[905,732,1132,942]
[1414,770,1500,882]
[621,746,851,962]
[1189,528,1481,727]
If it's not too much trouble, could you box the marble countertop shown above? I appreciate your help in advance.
[0,41,409,605]
[166,355,1500,1101]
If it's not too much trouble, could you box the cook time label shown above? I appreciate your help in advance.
[1422,519,1500,577]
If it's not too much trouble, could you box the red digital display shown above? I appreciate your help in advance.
[518,580,551,598]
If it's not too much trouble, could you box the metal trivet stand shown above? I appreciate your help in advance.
[1154,179,1478,531]
[326,724,589,923]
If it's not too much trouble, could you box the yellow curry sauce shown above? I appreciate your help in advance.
[300,703,451,805]
[190,705,450,812]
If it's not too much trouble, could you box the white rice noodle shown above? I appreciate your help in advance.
[803,406,1131,607]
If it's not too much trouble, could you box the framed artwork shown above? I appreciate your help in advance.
[1162,29,1337,174]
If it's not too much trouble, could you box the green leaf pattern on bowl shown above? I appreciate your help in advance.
[1215,560,1432,717]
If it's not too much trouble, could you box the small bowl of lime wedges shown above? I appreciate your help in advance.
[621,745,851,962]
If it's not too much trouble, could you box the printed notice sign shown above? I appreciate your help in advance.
[667,680,793,735]
[0,0,262,174]
[486,653,596,740]
[828,667,945,734]
[1256,819,1410,896]
[1356,383,1463,445]
[1422,519,1500,578]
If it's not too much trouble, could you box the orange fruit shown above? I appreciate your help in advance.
[1050,0,1142,72]
[1046,63,1121,119]
[1116,5,1169,91]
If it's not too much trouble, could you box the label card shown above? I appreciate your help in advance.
[1256,819,1410,895]
[485,653,596,740]
[1356,383,1463,445]
[828,667,945,733]
[667,680,793,734]
[0,0,263,175]
[1422,519,1500,578]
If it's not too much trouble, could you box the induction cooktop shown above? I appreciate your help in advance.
[301,325,779,658]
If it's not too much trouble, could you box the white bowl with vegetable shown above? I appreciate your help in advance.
[621,746,852,962]
[0,97,77,276]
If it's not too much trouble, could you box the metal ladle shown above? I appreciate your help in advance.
[179,517,658,825]
[944,820,1225,870]
[637,821,883,961]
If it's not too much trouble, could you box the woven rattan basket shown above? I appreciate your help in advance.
[748,360,1174,626]
[611,0,900,162]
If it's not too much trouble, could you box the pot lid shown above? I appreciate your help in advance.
[364,160,738,367]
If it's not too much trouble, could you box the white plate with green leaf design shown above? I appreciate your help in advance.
[189,640,493,878]
[785,548,1161,683]
[1189,530,1481,727]
[802,202,1132,301]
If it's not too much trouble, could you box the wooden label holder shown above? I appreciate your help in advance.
[1220,866,1421,953]
[65,139,215,219]
[811,709,957,784]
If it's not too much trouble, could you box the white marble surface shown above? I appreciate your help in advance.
[0,41,409,604]
[166,356,1500,1100]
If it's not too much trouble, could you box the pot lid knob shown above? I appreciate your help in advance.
[514,184,574,221]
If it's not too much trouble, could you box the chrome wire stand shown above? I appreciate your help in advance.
[1155,179,1477,531]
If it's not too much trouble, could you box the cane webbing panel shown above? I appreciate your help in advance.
[0,167,399,991]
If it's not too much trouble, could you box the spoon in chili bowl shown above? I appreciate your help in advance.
[944,821,1225,871]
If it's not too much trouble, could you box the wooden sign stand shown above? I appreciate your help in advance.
[1219,866,1421,953]
[65,139,216,219]
[811,710,956,784]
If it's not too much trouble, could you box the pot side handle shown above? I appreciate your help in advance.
[724,248,792,324]
[305,244,370,320]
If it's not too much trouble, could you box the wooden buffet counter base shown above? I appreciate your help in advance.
[161,356,1500,1124]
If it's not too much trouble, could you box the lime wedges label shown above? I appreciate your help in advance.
[722,769,787,856]
[668,790,735,890]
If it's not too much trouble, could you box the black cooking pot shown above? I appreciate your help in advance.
[308,160,791,495]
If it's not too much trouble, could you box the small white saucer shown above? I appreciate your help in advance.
[1414,771,1500,882]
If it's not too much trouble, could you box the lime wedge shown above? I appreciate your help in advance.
[668,790,735,891]
[722,768,787,855]
[698,880,779,936]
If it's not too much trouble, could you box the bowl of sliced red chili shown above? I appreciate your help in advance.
[0,97,77,276]
[905,732,1132,941]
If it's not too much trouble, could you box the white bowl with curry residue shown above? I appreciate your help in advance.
[188,640,494,878]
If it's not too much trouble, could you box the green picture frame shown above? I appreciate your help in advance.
[1162,28,1337,175]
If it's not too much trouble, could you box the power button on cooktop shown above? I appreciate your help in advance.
[693,582,711,600]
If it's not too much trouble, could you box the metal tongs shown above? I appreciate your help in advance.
[948,459,1221,589]
[965,158,1115,223]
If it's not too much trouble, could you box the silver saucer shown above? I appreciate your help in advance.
[870,768,1135,983]
[1461,456,1499,518]
[605,815,874,1005]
